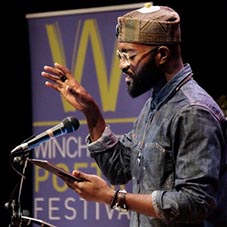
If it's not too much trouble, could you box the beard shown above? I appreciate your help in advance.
[127,56,160,98]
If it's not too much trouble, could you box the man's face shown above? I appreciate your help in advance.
[117,42,160,98]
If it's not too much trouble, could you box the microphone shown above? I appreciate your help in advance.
[11,116,80,156]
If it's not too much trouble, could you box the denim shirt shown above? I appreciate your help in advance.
[87,63,227,227]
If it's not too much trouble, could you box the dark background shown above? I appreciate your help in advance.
[1,1,225,226]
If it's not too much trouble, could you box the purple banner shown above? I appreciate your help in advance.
[26,3,149,227]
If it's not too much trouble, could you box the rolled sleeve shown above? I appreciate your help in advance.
[86,125,118,155]
[152,190,180,224]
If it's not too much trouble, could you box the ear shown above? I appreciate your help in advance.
[157,46,170,65]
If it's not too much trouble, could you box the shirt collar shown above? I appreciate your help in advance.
[151,63,193,109]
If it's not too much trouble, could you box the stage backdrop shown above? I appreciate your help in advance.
[26,3,150,227]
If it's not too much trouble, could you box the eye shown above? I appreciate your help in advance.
[128,54,136,61]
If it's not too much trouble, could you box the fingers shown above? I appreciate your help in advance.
[42,68,65,82]
[41,62,87,110]
[72,170,87,181]
[65,180,82,194]
[54,62,70,74]
[41,62,69,83]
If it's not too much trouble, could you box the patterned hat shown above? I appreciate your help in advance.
[116,3,181,45]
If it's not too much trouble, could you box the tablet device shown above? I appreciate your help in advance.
[28,158,84,183]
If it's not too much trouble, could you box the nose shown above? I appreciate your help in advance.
[119,60,130,73]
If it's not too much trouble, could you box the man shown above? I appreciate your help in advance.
[41,3,227,227]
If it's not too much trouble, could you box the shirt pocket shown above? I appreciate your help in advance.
[141,142,175,192]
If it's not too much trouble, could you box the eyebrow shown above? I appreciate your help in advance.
[117,48,136,54]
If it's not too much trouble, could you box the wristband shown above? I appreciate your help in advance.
[110,190,119,209]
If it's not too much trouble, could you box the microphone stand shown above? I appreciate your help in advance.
[6,152,58,227]
[7,153,28,227]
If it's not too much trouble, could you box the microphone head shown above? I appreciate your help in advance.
[63,116,80,133]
